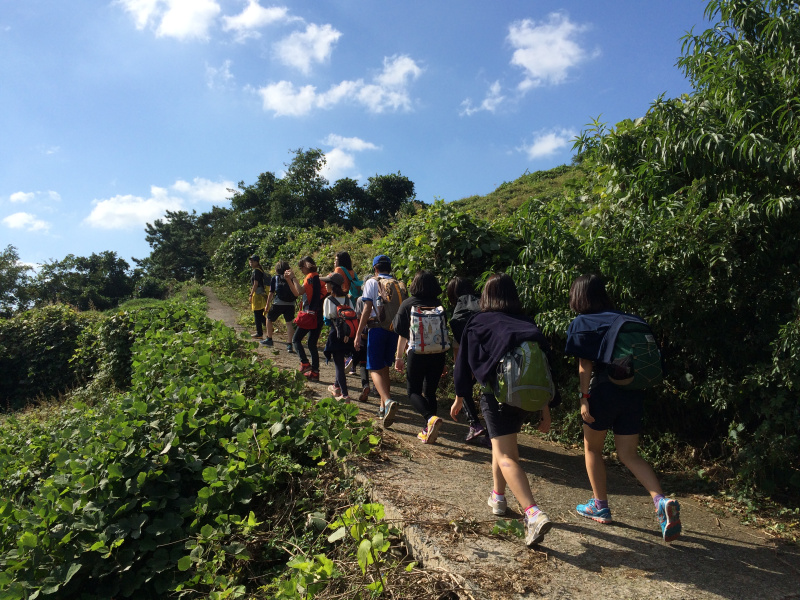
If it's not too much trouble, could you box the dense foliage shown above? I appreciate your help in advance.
[0,295,379,598]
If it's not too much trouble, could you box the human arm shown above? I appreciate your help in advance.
[450,396,464,421]
[579,357,594,423]
[354,300,372,351]
[284,269,302,297]
[394,335,407,371]
[538,404,552,433]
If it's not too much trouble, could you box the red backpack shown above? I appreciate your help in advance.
[329,297,359,346]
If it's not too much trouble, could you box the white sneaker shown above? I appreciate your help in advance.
[383,399,398,428]
[524,510,552,547]
[487,491,507,516]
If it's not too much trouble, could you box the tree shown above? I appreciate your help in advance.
[32,251,134,311]
[0,245,32,317]
[359,173,415,228]
[140,210,209,281]
[270,148,338,226]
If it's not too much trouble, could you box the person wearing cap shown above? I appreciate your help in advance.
[354,254,400,427]
[321,272,354,401]
[248,255,268,339]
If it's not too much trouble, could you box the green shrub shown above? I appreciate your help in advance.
[0,305,97,409]
[0,297,378,599]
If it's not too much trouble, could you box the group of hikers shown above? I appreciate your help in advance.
[247,253,682,549]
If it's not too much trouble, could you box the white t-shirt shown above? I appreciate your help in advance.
[361,274,392,318]
[323,295,352,320]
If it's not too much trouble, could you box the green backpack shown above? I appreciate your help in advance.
[483,340,555,412]
[606,321,664,390]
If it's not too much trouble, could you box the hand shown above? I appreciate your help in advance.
[580,402,594,424]
[284,269,294,280]
[450,396,463,421]
[394,357,404,372]
[354,336,361,351]
[537,407,552,434]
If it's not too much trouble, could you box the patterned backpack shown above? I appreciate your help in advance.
[409,305,451,354]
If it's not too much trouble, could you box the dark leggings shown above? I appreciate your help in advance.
[293,324,321,371]
[332,350,349,397]
[406,351,447,425]
[253,309,266,336]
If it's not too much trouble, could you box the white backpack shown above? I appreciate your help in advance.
[409,305,451,354]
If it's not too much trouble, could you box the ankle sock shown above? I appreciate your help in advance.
[595,499,609,510]
[492,490,505,501]
[524,504,541,518]
[653,494,666,509]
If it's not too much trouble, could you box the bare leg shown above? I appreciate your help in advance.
[286,319,295,342]
[266,319,274,339]
[614,433,663,498]
[583,425,609,501]
[370,366,392,409]
[491,433,534,509]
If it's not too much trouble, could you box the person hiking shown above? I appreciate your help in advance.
[292,256,323,381]
[248,255,268,340]
[351,295,372,402]
[451,273,554,548]
[446,276,489,447]
[261,260,298,353]
[321,272,356,402]
[354,254,404,427]
[565,274,681,542]
[392,271,448,444]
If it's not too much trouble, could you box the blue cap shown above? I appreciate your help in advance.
[372,254,390,267]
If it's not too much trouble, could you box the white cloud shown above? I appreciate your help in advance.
[8,190,61,203]
[320,134,380,181]
[275,23,341,74]
[171,177,235,203]
[460,80,505,116]
[222,1,291,41]
[258,54,423,116]
[522,128,577,159]
[206,60,234,89]
[84,177,235,230]
[3,212,51,232]
[117,0,221,40]
[508,13,591,91]
[9,192,35,203]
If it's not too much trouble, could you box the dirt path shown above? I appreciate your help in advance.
[204,287,800,600]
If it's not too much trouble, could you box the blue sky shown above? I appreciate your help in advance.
[1,1,709,268]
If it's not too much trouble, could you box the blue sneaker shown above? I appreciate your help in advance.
[576,498,612,524]
[656,498,681,542]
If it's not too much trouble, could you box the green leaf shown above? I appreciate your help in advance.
[327,527,346,543]
[177,556,193,571]
[356,539,372,574]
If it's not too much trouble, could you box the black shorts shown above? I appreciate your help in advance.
[267,304,295,323]
[480,393,527,439]
[583,382,644,435]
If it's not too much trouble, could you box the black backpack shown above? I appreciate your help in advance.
[274,275,296,303]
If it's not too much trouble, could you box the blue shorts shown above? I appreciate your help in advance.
[366,327,398,371]
[583,382,645,435]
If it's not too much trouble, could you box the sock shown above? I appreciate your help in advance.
[524,504,541,518]
[492,490,505,500]
[595,499,609,510]
[653,494,666,509]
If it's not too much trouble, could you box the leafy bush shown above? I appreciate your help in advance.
[377,200,518,283]
[0,297,378,598]
[0,305,97,409]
